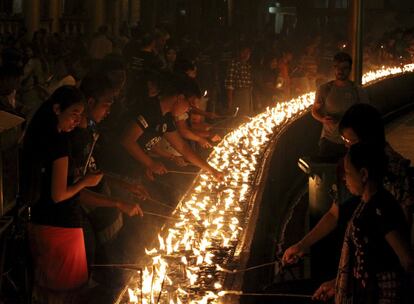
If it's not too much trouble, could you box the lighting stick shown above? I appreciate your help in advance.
[147,197,175,209]
[144,211,181,221]
[219,291,312,298]
[216,260,278,273]
[82,132,100,176]
[210,126,234,130]
[91,264,142,271]
[150,266,155,304]
[140,268,143,304]
[210,107,240,127]
[168,170,199,175]
[217,254,309,274]
[156,275,166,304]
[222,107,239,119]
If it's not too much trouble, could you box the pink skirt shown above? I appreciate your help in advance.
[28,224,88,291]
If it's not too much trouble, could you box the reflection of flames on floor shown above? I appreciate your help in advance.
[125,64,414,304]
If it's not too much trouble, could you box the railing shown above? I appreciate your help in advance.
[60,16,88,35]
[40,18,53,33]
[0,17,22,35]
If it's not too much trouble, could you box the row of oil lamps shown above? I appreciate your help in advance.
[127,64,414,304]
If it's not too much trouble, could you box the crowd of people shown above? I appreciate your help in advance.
[2,24,414,118]
[0,21,414,303]
[1,25,229,303]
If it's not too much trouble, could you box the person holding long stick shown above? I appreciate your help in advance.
[21,86,103,302]
[120,75,223,181]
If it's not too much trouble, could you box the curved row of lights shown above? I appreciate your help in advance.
[126,63,414,304]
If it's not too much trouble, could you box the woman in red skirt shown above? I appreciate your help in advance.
[21,86,103,302]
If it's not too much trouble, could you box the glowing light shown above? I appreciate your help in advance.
[128,63,414,303]
[362,64,414,84]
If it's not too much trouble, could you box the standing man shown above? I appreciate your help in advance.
[225,43,253,115]
[311,52,369,159]
[89,25,113,62]
[124,32,163,110]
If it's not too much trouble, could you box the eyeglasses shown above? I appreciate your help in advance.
[341,135,352,145]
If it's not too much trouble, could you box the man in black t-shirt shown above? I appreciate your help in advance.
[133,98,177,151]
[75,73,149,210]
[72,74,151,274]
[120,78,223,181]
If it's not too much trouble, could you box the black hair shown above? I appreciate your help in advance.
[154,28,169,40]
[130,25,144,40]
[238,41,251,53]
[1,47,22,66]
[347,142,387,183]
[23,86,84,168]
[25,86,84,140]
[98,25,109,35]
[155,73,178,98]
[94,55,126,90]
[21,86,84,205]
[175,59,196,74]
[157,74,201,99]
[179,77,201,99]
[47,85,84,111]
[165,44,177,52]
[80,73,113,101]
[334,52,352,66]
[280,47,293,55]
[0,64,23,78]
[98,54,126,72]
[141,32,156,47]
[339,103,385,148]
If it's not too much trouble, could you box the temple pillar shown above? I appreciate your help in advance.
[49,0,61,33]
[23,0,41,38]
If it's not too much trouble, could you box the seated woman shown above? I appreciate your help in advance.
[21,86,103,301]
[335,142,413,303]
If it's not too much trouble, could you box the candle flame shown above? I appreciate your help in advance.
[128,63,414,303]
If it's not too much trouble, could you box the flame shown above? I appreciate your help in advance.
[362,64,414,84]
[128,64,414,303]
[128,288,138,303]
